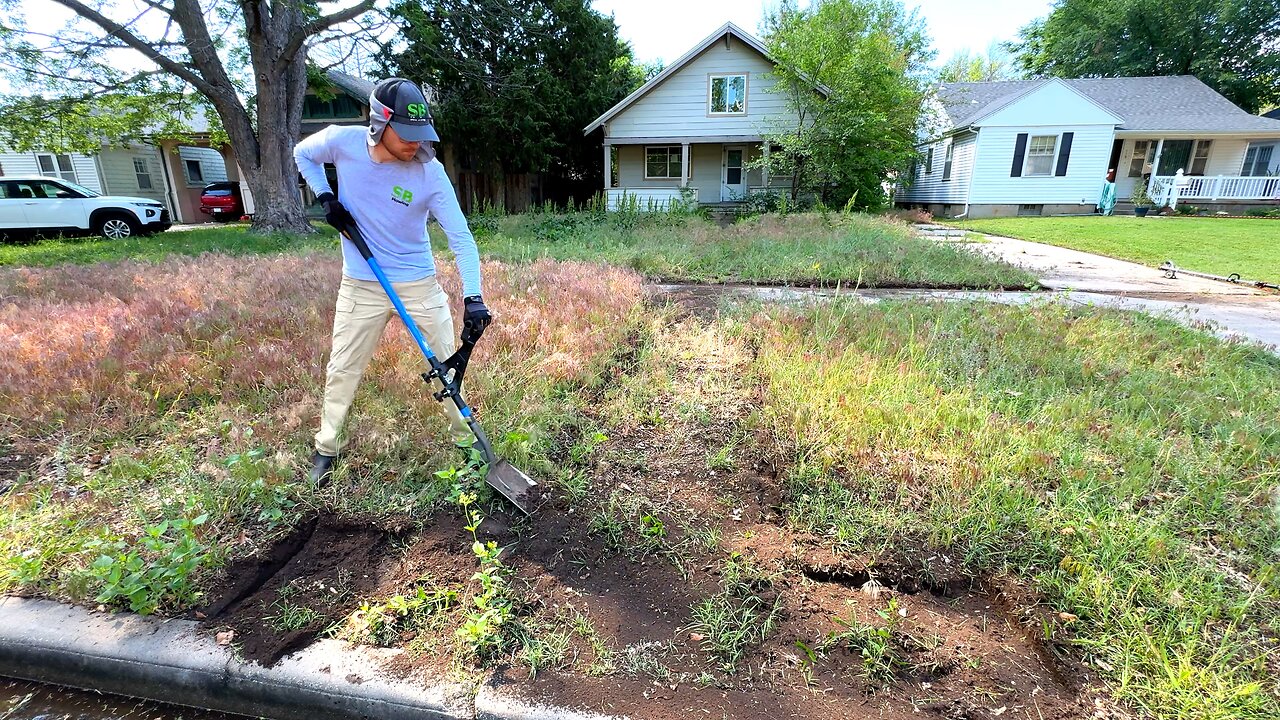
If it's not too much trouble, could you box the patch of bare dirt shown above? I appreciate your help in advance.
[190,317,1104,719]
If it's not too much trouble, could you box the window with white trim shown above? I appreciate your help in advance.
[1023,135,1057,177]
[1241,144,1275,176]
[133,157,153,190]
[924,146,933,174]
[1128,140,1156,177]
[942,141,954,181]
[1189,139,1212,175]
[644,146,682,179]
[36,153,78,183]
[709,74,746,115]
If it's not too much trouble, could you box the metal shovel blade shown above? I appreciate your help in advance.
[485,460,538,516]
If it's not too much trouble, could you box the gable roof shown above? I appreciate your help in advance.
[584,22,778,134]
[1264,108,1280,121]
[938,76,1280,133]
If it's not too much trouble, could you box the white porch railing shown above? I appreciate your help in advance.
[606,187,693,211]
[1152,172,1280,203]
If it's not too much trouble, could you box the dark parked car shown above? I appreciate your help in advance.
[199,181,244,222]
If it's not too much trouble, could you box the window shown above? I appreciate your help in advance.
[302,94,362,119]
[644,146,682,179]
[185,159,204,183]
[924,146,934,174]
[1023,135,1057,176]
[709,74,746,115]
[133,157,153,190]
[1242,144,1275,176]
[36,153,77,183]
[1189,139,1212,175]
[3,179,71,199]
[1128,140,1156,177]
[942,142,954,181]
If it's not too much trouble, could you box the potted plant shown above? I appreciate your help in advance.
[1131,184,1153,217]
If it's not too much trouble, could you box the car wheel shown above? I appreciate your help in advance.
[96,214,138,240]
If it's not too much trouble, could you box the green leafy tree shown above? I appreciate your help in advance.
[382,0,651,207]
[938,43,1018,83]
[759,0,934,209]
[0,0,384,232]
[1010,0,1280,114]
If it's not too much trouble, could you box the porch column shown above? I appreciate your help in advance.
[681,142,690,187]
[1147,138,1165,195]
[762,143,770,187]
[603,143,611,191]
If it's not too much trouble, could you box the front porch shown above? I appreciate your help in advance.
[1112,134,1280,206]
[601,138,790,210]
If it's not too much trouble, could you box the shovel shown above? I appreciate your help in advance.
[340,221,538,515]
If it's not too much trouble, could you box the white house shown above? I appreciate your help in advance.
[897,76,1280,218]
[583,22,801,209]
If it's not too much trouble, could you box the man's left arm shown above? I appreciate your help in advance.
[425,160,489,336]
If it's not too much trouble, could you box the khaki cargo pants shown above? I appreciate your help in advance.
[315,274,470,456]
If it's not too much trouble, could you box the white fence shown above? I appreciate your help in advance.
[1152,173,1280,203]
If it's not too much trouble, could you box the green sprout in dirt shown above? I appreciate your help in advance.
[828,597,908,686]
[687,552,783,672]
[455,490,515,661]
[348,583,459,647]
[265,600,323,633]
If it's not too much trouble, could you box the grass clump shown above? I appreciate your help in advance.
[687,552,784,672]
[748,298,1280,718]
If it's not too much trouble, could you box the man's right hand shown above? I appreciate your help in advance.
[315,192,354,231]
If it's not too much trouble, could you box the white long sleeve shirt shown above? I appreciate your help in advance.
[293,125,482,296]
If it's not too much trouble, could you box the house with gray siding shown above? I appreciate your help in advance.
[584,22,801,209]
[897,76,1280,218]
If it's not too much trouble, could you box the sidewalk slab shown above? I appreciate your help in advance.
[0,596,473,720]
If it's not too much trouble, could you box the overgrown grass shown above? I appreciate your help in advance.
[0,222,335,267]
[951,215,1280,281]
[746,299,1280,719]
[475,212,1035,289]
[0,253,644,612]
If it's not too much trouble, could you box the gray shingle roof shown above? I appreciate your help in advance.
[325,69,375,103]
[938,76,1280,133]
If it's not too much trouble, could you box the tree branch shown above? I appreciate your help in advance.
[48,0,216,97]
[278,0,377,65]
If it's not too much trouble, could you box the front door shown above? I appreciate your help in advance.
[721,146,746,201]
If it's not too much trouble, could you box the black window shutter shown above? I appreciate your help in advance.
[1011,133,1028,177]
[1055,132,1075,176]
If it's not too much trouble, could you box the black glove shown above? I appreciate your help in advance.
[315,192,353,232]
[462,295,492,342]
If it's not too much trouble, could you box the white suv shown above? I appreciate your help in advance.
[0,175,171,241]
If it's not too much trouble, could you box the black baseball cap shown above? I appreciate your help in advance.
[369,78,440,143]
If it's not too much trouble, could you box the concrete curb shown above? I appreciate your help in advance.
[0,596,621,720]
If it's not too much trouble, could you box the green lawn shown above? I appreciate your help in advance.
[951,216,1280,282]
[0,222,336,267]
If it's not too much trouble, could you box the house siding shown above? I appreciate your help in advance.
[897,132,976,204]
[0,150,102,192]
[969,125,1115,205]
[606,35,789,141]
[99,145,170,207]
[177,146,228,188]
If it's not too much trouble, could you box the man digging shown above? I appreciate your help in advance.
[293,77,490,485]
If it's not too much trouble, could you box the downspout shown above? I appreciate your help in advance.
[951,125,979,219]
[93,153,110,195]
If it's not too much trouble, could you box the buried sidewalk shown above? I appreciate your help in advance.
[0,596,613,720]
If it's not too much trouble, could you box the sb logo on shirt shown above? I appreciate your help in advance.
[391,185,414,207]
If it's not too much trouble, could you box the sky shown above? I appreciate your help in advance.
[589,0,1056,67]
